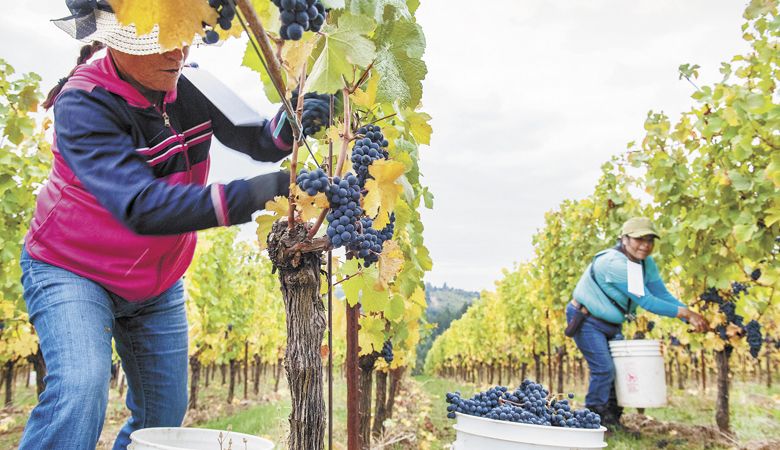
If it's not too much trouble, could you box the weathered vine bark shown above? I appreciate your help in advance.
[677,359,684,390]
[386,366,405,419]
[227,358,237,404]
[254,355,261,395]
[700,350,706,391]
[274,359,283,393]
[204,365,210,388]
[534,353,542,382]
[358,354,378,449]
[30,347,46,397]
[372,370,388,437]
[268,221,326,450]
[4,360,15,406]
[521,362,527,382]
[557,349,565,394]
[715,349,731,433]
[546,316,553,389]
[244,342,249,400]
[767,347,772,388]
[221,363,227,385]
[189,355,202,410]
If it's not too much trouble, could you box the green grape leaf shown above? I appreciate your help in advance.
[306,13,376,94]
[374,20,427,108]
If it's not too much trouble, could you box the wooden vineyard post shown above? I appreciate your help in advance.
[346,302,361,449]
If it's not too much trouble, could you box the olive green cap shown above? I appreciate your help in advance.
[621,217,660,239]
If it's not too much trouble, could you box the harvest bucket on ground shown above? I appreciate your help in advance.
[128,427,274,450]
[453,413,607,449]
[609,339,667,408]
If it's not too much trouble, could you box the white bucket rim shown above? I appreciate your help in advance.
[455,412,607,434]
[608,339,661,346]
[129,427,274,450]
[454,413,607,448]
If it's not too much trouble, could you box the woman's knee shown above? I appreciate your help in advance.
[58,363,111,403]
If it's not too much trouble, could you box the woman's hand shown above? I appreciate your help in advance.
[677,307,709,333]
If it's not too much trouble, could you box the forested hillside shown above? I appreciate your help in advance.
[414,283,479,373]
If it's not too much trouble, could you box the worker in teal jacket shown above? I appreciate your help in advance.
[566,217,708,430]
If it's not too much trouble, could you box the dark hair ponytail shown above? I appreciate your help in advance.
[42,42,105,110]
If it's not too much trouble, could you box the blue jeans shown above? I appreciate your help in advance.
[19,248,189,450]
[566,303,623,407]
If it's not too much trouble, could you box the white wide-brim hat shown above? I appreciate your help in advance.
[52,3,203,55]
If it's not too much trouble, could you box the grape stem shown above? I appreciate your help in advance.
[348,62,374,95]
[333,269,364,287]
[498,398,525,408]
[335,88,353,178]
[288,62,308,230]
[368,113,397,126]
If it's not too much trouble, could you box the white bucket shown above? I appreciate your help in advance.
[453,413,607,449]
[609,339,667,408]
[128,427,274,450]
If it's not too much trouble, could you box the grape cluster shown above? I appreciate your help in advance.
[445,380,601,429]
[700,287,723,306]
[719,301,744,327]
[204,0,236,44]
[731,282,749,297]
[289,89,331,137]
[745,320,763,358]
[271,0,326,41]
[324,174,362,248]
[647,321,656,332]
[352,125,390,186]
[296,168,329,196]
[380,340,393,363]
[750,269,762,281]
[344,215,395,266]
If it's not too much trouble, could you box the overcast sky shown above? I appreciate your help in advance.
[1,1,749,292]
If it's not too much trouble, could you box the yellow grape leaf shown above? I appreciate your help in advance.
[109,0,217,51]
[358,315,386,356]
[703,337,724,352]
[341,260,388,310]
[726,324,744,342]
[254,195,289,249]
[255,214,276,250]
[363,160,405,228]
[283,33,320,84]
[376,240,404,290]
[405,109,432,145]
[352,74,379,109]
[381,126,401,151]
[292,186,329,221]
[265,196,290,216]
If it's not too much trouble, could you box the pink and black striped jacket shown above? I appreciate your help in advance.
[24,54,290,301]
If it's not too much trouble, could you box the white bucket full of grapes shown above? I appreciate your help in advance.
[128,427,274,450]
[447,381,606,450]
[609,339,667,408]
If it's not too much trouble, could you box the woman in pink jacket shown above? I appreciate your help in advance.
[19,2,324,448]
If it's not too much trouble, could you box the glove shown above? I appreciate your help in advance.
[276,90,333,144]
[247,170,290,211]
